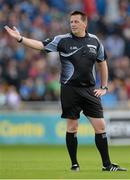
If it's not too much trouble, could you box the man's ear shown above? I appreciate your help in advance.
[83,22,87,29]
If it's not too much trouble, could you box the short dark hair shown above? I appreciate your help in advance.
[70,11,87,22]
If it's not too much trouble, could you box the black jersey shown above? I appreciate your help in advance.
[43,32,107,87]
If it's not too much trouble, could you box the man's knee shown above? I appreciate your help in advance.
[88,117,106,133]
[67,119,78,132]
[94,121,106,133]
[94,126,106,134]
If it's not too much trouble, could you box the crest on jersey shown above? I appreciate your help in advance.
[89,47,96,54]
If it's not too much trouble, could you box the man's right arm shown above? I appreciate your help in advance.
[4,26,44,50]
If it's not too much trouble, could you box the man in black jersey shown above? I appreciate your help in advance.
[5,11,127,172]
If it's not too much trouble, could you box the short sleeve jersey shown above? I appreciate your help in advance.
[43,33,107,87]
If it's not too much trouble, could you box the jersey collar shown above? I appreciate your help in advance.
[71,31,89,39]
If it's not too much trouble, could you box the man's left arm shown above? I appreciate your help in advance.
[94,60,108,97]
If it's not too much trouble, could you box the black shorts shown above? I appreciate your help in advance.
[61,84,104,119]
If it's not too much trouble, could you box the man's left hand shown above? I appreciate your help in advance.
[94,88,107,97]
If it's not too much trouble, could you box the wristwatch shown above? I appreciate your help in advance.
[100,86,108,91]
[17,36,23,43]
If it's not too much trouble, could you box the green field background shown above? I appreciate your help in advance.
[0,145,129,179]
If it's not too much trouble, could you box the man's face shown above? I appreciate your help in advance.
[70,15,87,36]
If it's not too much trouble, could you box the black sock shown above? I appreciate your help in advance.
[66,132,78,165]
[95,133,111,167]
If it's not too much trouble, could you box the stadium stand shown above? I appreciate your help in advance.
[0,0,130,109]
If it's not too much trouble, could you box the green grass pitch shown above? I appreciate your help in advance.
[0,145,129,179]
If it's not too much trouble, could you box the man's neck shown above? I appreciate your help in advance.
[72,31,86,38]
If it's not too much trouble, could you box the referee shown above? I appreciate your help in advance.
[5,11,127,172]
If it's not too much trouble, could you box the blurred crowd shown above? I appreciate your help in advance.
[0,0,130,109]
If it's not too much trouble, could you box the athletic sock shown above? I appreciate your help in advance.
[66,132,78,165]
[95,132,111,167]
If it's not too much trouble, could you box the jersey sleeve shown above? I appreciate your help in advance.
[97,41,107,62]
[42,36,61,53]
